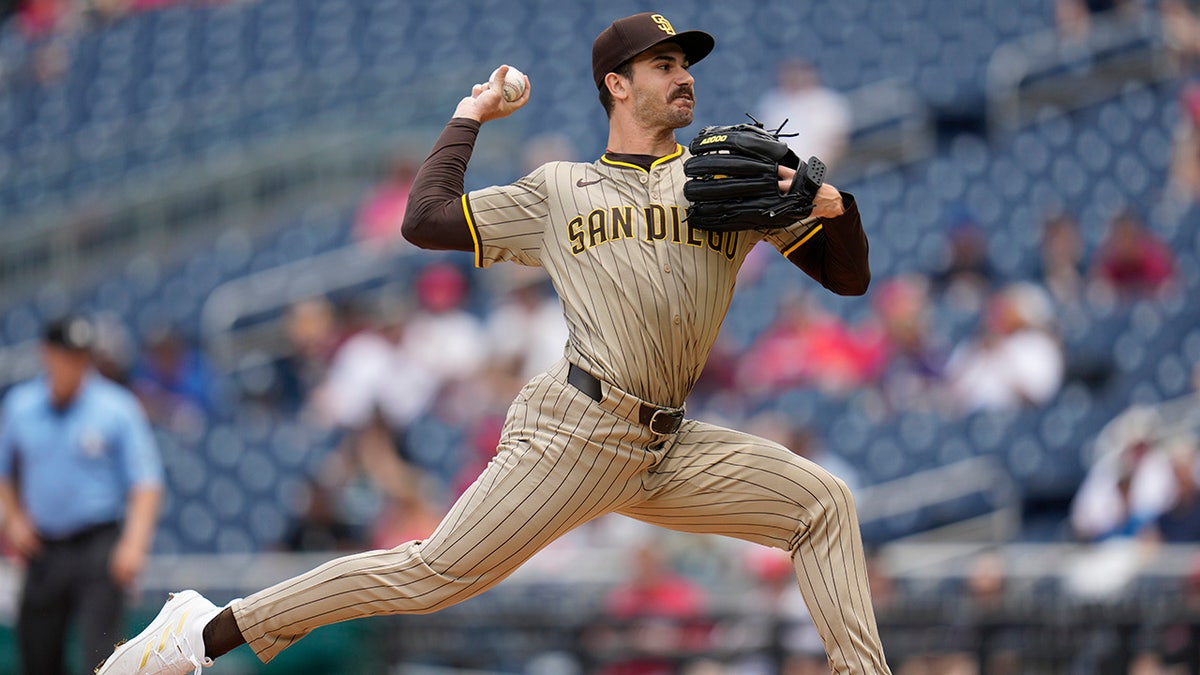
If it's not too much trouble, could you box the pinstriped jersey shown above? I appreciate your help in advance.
[464,145,822,408]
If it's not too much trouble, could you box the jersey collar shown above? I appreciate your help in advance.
[39,370,97,413]
[600,144,684,173]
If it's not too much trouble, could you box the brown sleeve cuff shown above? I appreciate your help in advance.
[786,191,871,296]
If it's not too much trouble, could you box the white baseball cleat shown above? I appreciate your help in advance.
[94,590,221,675]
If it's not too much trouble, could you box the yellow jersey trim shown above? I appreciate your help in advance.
[783,223,824,257]
[462,194,483,268]
[651,145,684,168]
[600,144,684,173]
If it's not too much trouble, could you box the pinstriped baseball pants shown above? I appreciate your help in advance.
[232,360,891,673]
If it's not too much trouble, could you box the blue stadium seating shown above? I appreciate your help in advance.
[0,1,1190,548]
[0,0,1066,221]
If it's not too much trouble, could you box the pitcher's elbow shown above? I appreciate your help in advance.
[832,272,871,296]
[401,214,432,249]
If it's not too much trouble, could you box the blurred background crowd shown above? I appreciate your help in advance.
[2,0,1200,673]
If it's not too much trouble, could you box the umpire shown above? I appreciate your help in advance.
[0,315,164,675]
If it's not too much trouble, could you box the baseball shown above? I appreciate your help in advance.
[497,66,526,102]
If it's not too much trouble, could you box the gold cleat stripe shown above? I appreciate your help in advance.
[139,640,155,669]
[175,610,190,635]
[157,625,172,652]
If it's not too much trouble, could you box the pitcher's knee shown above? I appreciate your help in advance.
[829,473,857,507]
[807,462,856,507]
[406,540,513,613]
[789,463,860,543]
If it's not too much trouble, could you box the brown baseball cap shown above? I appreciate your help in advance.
[592,12,714,90]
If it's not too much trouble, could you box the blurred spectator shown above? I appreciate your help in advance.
[755,58,851,173]
[279,478,363,553]
[129,325,214,431]
[943,283,1064,414]
[868,275,947,413]
[450,413,505,499]
[271,297,340,414]
[9,0,193,36]
[686,335,743,419]
[8,0,73,86]
[355,154,419,249]
[401,264,521,488]
[327,295,377,351]
[0,316,163,675]
[597,541,711,675]
[0,0,18,24]
[1055,0,1141,43]
[484,268,569,386]
[746,412,862,494]
[402,262,487,387]
[10,0,140,84]
[962,552,1021,675]
[370,466,444,550]
[1089,209,1175,299]
[12,0,73,38]
[1162,0,1200,72]
[1036,213,1088,306]
[314,297,438,474]
[1055,0,1093,41]
[414,360,516,489]
[330,412,438,550]
[965,550,1007,611]
[1170,80,1200,201]
[126,0,189,10]
[86,0,135,22]
[737,292,885,398]
[286,396,440,553]
[1071,432,1177,542]
[1142,434,1200,543]
[931,211,997,312]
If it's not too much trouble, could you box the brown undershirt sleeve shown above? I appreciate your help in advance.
[400,118,481,252]
[786,192,871,296]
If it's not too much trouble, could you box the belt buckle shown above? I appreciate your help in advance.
[649,408,683,435]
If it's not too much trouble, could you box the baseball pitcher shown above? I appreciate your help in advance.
[97,12,891,675]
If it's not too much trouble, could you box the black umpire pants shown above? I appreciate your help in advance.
[18,522,125,675]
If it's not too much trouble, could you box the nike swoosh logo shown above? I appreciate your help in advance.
[576,177,606,187]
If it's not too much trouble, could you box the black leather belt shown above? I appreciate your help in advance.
[567,363,684,435]
[42,521,120,547]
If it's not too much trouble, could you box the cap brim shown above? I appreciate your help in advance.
[664,30,714,68]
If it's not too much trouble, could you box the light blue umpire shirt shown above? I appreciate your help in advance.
[0,372,164,539]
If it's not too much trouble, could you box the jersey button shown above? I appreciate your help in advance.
[673,315,681,325]
[639,175,648,184]
[663,264,671,273]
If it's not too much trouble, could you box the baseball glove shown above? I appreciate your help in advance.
[683,119,826,232]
